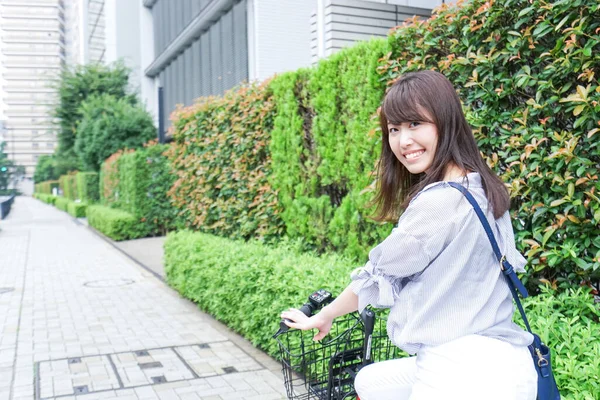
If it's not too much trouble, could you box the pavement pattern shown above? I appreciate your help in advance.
[0,197,287,400]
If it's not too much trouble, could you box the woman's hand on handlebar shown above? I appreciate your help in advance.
[280,308,333,341]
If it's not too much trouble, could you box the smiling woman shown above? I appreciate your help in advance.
[280,70,542,400]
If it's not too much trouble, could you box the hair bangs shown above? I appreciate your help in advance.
[382,83,433,126]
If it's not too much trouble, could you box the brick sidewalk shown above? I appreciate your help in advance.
[0,197,286,400]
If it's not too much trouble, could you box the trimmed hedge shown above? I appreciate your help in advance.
[100,149,133,208]
[54,196,70,212]
[86,205,144,241]
[59,172,78,201]
[34,180,59,195]
[269,40,391,259]
[166,81,284,241]
[76,172,99,203]
[34,193,57,205]
[164,231,600,399]
[117,143,180,236]
[67,201,87,218]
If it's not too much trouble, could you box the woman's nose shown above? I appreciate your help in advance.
[399,131,414,147]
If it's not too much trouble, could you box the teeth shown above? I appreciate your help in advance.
[405,151,424,160]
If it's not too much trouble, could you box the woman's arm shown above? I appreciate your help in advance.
[280,284,358,341]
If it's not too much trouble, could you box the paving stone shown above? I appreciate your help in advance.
[0,198,287,400]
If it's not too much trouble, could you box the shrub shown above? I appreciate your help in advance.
[34,193,54,203]
[59,172,78,201]
[39,194,57,205]
[164,231,350,356]
[99,149,132,208]
[86,205,144,241]
[67,202,87,218]
[166,81,285,242]
[34,180,59,195]
[164,231,600,398]
[117,143,180,236]
[269,40,391,259]
[74,93,156,172]
[76,172,99,203]
[55,197,70,212]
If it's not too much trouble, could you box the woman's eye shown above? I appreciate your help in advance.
[389,127,399,133]
[409,121,421,128]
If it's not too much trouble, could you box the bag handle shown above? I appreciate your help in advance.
[447,182,533,335]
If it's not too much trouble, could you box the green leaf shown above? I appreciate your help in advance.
[518,7,534,17]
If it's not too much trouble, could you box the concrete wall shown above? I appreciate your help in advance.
[247,0,316,82]
[311,0,437,63]
[104,0,142,93]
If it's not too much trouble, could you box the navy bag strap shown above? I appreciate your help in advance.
[447,182,533,334]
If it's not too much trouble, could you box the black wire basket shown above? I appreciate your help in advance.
[275,311,401,400]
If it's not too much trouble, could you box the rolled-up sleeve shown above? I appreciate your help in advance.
[349,186,469,312]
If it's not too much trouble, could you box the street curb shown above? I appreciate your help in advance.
[77,218,167,283]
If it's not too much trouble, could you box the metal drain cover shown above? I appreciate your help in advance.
[84,279,135,288]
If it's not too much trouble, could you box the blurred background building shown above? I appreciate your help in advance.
[0,0,65,177]
[0,0,443,178]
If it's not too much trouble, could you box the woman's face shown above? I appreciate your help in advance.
[387,120,438,175]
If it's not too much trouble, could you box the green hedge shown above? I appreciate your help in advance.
[269,40,391,259]
[99,149,131,208]
[166,81,284,241]
[76,172,99,203]
[117,144,180,236]
[34,180,59,195]
[34,193,57,205]
[67,201,87,218]
[55,196,70,212]
[59,172,78,201]
[86,205,144,241]
[164,231,600,399]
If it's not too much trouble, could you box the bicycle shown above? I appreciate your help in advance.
[273,290,401,400]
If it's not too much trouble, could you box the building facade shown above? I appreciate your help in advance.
[141,0,442,138]
[0,0,65,177]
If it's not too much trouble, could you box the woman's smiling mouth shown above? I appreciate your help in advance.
[404,150,425,160]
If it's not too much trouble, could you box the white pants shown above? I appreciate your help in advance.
[354,335,537,400]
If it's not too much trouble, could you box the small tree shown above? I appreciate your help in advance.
[53,61,135,166]
[74,93,156,172]
[33,155,56,182]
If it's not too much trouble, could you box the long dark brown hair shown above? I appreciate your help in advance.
[370,70,509,222]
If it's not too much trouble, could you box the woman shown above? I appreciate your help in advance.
[280,70,538,399]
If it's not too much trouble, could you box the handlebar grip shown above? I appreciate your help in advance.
[273,302,316,338]
[299,303,314,317]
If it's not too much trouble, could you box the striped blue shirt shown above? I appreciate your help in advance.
[350,173,533,355]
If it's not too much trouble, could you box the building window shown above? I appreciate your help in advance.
[46,142,54,148]
[33,143,39,149]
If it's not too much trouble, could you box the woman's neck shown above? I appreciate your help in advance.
[443,164,468,181]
